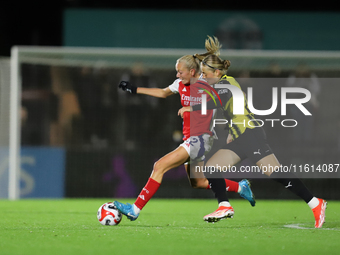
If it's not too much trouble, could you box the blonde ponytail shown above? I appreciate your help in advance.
[205,36,221,57]
[177,35,222,75]
[193,36,222,61]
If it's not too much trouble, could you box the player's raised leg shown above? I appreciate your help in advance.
[114,146,189,221]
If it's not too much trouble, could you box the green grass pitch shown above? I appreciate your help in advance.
[0,199,339,255]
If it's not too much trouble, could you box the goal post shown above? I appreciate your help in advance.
[9,47,21,200]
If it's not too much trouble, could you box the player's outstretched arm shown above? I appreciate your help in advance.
[118,81,174,98]
[137,87,174,98]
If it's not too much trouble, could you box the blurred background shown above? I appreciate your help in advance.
[0,1,340,200]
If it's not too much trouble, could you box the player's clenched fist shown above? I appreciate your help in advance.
[118,81,137,94]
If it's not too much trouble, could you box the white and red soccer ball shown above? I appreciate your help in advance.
[97,202,122,226]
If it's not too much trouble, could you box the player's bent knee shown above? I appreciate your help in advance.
[153,160,167,174]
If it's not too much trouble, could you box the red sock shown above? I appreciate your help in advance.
[225,179,239,193]
[205,179,239,192]
[134,178,161,210]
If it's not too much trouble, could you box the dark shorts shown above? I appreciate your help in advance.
[222,127,273,163]
[205,127,273,164]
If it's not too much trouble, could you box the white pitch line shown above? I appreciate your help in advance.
[283,223,340,231]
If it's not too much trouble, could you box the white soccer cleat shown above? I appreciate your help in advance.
[203,206,234,223]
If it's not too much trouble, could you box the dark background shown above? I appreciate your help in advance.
[2,1,340,199]
[0,0,337,56]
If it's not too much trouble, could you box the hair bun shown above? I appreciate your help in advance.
[224,60,231,69]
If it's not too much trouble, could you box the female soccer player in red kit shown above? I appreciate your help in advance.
[114,36,255,221]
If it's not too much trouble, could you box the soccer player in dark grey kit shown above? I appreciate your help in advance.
[178,53,327,228]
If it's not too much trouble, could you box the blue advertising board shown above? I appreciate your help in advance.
[20,147,65,198]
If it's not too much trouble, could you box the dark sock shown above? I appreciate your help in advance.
[207,178,229,204]
[270,172,313,203]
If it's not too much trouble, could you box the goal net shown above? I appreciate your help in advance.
[6,46,340,199]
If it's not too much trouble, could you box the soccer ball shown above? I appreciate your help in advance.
[97,202,122,226]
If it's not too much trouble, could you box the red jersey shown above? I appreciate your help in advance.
[169,79,214,140]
